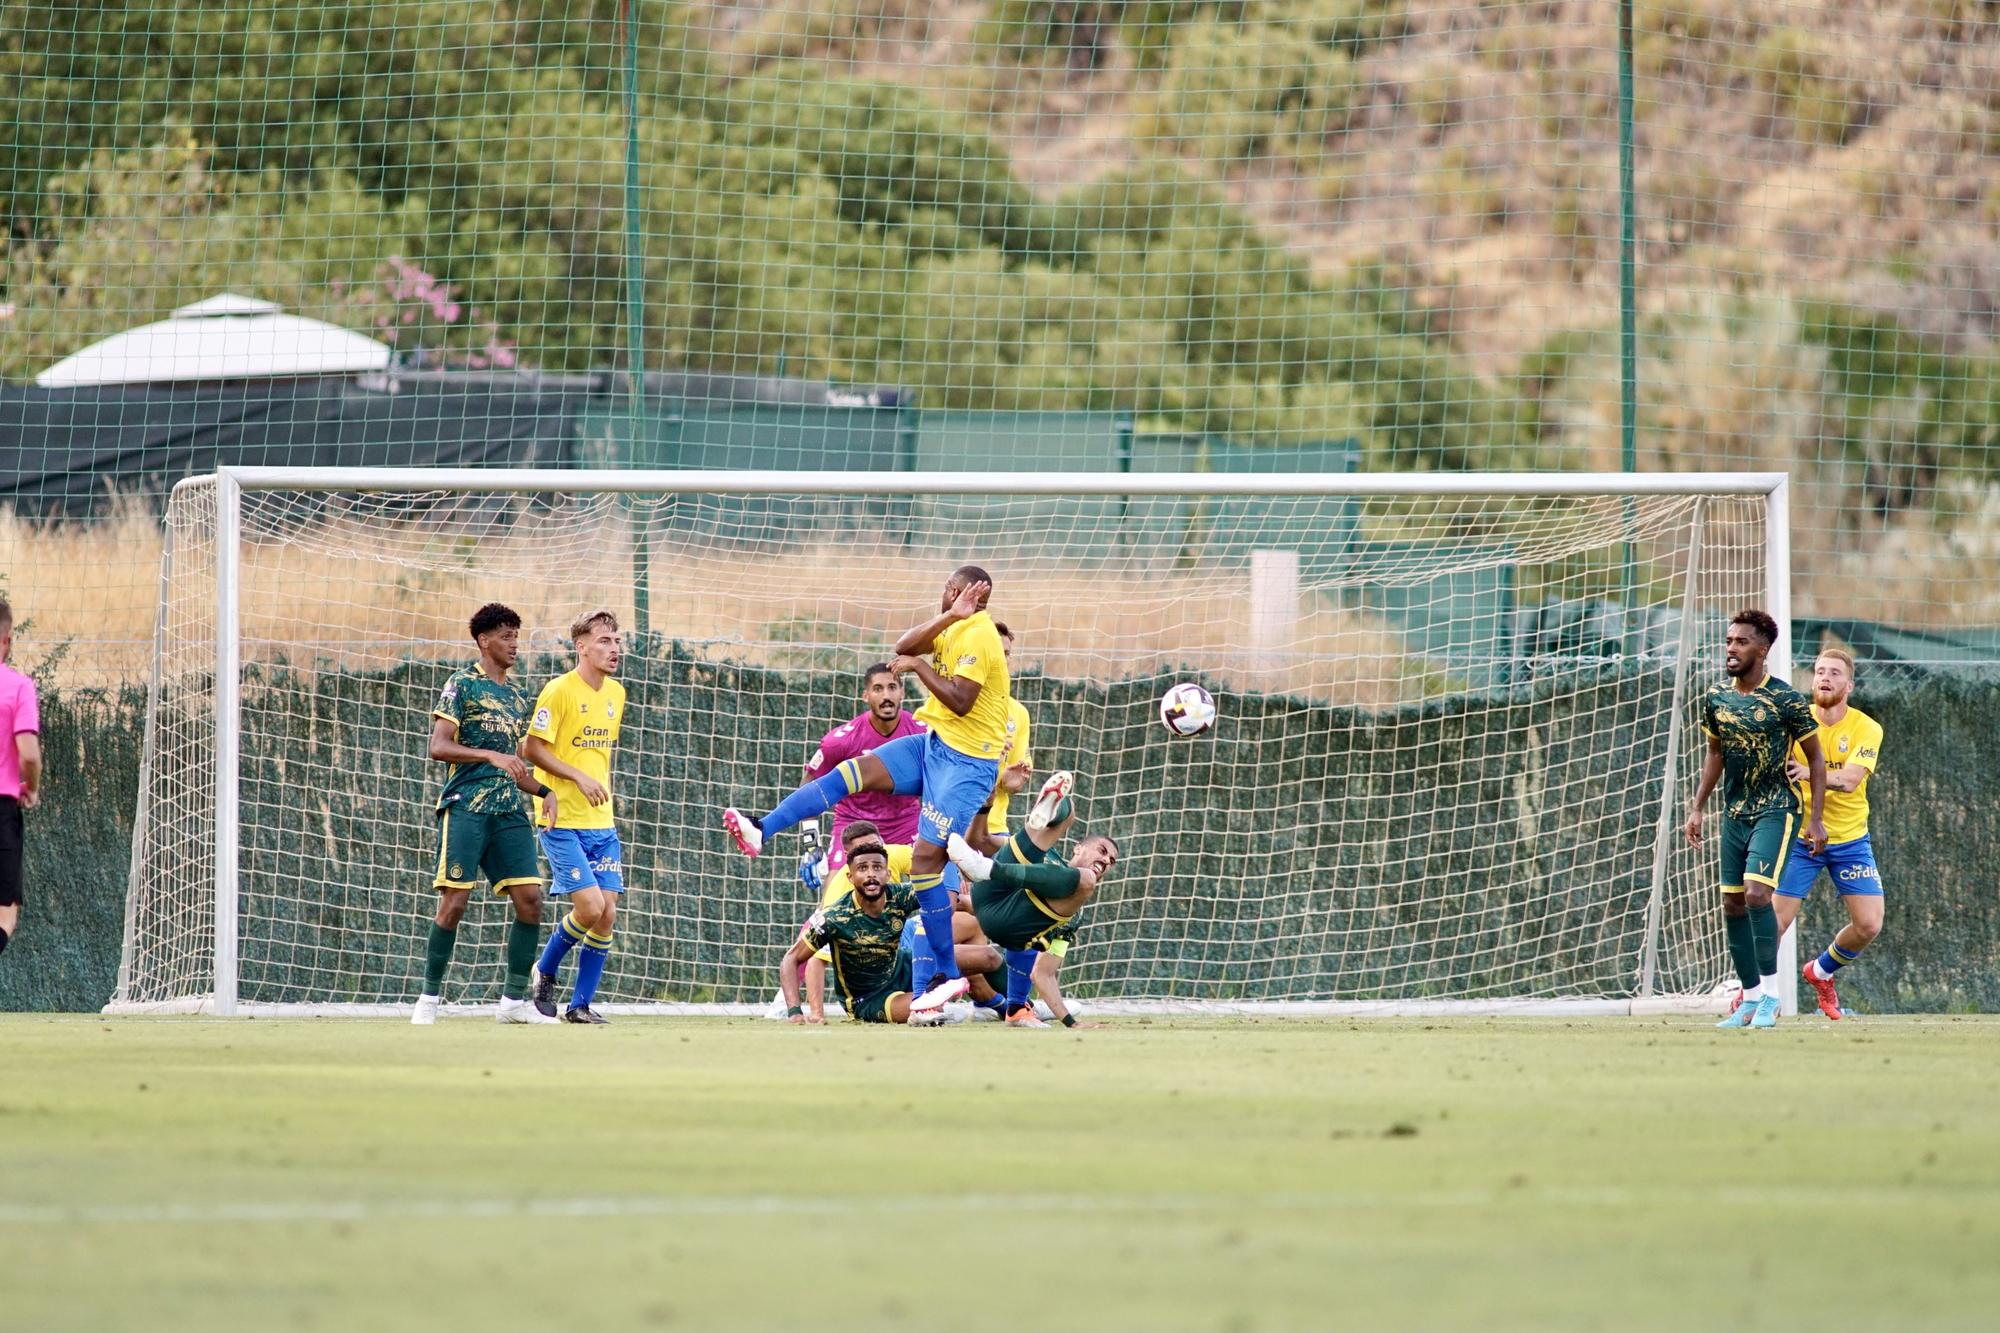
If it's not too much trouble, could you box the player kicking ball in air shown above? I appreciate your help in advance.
[727,566,1014,1016]
[949,771,1118,1029]
[526,610,627,1024]
[414,603,558,1025]
[1684,609,1825,1031]
[1775,647,1885,1020]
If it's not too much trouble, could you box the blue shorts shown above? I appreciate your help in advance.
[1776,833,1882,899]
[540,827,625,895]
[872,731,1001,848]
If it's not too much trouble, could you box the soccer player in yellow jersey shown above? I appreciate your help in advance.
[1775,647,1884,1020]
[725,565,1012,1014]
[525,610,626,1024]
[984,621,1034,839]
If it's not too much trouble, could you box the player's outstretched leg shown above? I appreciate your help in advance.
[726,746,909,858]
[946,832,994,882]
[1025,770,1073,835]
[724,767,860,856]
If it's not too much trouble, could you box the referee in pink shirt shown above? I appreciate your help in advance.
[0,599,42,963]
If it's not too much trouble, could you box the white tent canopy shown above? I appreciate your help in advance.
[35,293,392,387]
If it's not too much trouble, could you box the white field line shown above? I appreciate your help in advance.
[1,1183,1992,1228]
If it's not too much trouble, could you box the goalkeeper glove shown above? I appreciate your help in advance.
[797,824,827,894]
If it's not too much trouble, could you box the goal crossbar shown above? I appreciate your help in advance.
[209,467,1789,498]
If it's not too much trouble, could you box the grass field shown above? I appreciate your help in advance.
[7,1014,1999,1331]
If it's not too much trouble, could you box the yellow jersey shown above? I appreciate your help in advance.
[814,843,915,961]
[528,669,626,830]
[986,699,1032,832]
[1790,704,1881,845]
[914,610,1012,759]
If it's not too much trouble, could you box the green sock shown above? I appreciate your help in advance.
[1724,912,1758,989]
[504,920,539,1000]
[1748,902,1780,977]
[989,860,1083,896]
[423,922,457,996]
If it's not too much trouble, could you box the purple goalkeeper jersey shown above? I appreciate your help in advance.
[806,709,926,862]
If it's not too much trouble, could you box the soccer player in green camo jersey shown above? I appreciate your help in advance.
[1685,608,1826,1032]
[777,841,999,1024]
[950,771,1119,1029]
[957,778,1102,1026]
[413,603,559,1026]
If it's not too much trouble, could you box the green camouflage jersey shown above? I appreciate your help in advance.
[432,665,534,815]
[1700,675,1818,819]
[803,883,919,999]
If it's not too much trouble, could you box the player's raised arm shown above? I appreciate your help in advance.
[893,651,982,717]
[891,569,990,657]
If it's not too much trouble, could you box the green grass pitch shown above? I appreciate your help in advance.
[6,1014,1998,1331]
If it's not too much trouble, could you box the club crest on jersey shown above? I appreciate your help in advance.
[1838,736,1850,754]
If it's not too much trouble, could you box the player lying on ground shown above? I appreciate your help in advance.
[940,786,1078,1022]
[949,771,1118,1029]
[525,610,627,1024]
[416,603,558,1026]
[771,818,1000,1023]
[1685,609,1825,1032]
[1776,647,1885,1020]
[776,841,999,1025]
[728,565,1015,1013]
[773,819,914,1020]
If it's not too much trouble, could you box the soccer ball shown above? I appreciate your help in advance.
[1159,682,1217,737]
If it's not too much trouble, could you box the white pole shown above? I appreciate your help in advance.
[213,471,243,1016]
[217,466,1789,498]
[1765,477,1798,1017]
[1638,498,1706,997]
[1248,550,1300,683]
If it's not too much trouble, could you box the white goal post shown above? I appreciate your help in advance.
[113,468,1794,1018]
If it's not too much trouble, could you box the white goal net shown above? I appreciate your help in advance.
[115,469,1783,1016]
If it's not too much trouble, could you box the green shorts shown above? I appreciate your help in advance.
[849,951,913,1024]
[1719,808,1798,892]
[972,879,1071,952]
[433,808,542,893]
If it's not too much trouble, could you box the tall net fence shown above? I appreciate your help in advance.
[5,1,2000,1008]
[118,480,1764,1010]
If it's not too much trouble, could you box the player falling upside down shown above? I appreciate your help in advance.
[727,565,1013,1014]
[776,840,998,1025]
[1684,609,1825,1032]
[1776,647,1884,1020]
[949,770,1118,1029]
[526,610,627,1024]
[415,603,558,1026]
